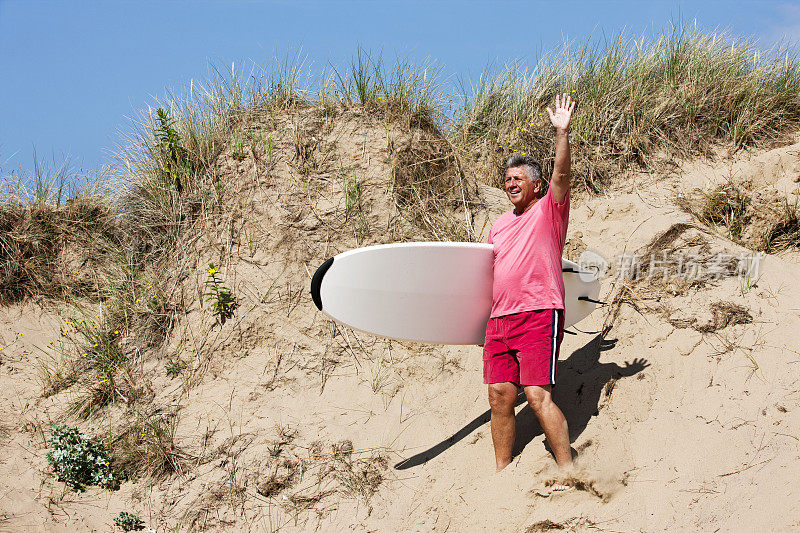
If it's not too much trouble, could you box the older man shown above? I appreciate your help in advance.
[483,94,575,481]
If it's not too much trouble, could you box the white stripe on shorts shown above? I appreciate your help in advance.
[550,309,559,385]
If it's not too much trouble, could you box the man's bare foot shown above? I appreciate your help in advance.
[547,483,574,495]
[533,482,574,497]
[496,458,512,471]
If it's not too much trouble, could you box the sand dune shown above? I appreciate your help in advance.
[1,104,799,532]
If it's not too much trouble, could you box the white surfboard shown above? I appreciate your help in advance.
[311,242,601,345]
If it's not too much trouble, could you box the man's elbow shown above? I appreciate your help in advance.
[551,173,570,190]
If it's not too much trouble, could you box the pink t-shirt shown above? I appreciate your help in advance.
[488,188,570,318]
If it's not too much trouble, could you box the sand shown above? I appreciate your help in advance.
[1,109,799,532]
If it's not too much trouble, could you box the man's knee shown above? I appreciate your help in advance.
[488,382,517,412]
[524,385,553,413]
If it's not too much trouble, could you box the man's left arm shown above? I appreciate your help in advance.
[547,93,575,204]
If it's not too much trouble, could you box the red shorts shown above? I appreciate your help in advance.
[483,309,565,386]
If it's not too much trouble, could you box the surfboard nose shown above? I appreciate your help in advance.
[310,257,334,310]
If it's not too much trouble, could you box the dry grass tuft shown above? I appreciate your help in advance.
[526,519,566,531]
[759,197,800,252]
[703,301,753,331]
[392,133,479,241]
[681,179,800,252]
[669,301,752,333]
[256,458,302,497]
[326,48,442,131]
[326,445,388,501]
[37,348,80,397]
[603,283,643,331]
[113,410,191,479]
[525,517,598,532]
[0,198,120,304]
[692,183,750,240]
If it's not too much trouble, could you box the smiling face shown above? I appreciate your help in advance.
[505,165,542,213]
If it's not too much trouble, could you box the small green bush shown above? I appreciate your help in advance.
[203,262,237,324]
[113,511,145,531]
[46,424,114,491]
[165,357,186,378]
[154,107,190,194]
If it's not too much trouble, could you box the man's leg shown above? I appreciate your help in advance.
[524,385,572,467]
[488,382,518,471]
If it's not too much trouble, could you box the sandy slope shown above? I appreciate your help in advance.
[1,118,799,532]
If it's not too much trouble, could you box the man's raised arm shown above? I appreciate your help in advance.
[547,93,575,204]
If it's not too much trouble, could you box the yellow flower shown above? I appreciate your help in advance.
[79,319,84,323]
[99,379,108,385]
[147,285,152,289]
[136,299,141,303]
[83,353,88,356]
[96,314,101,318]
[19,332,24,336]
[94,343,98,347]
[571,90,576,93]
[207,267,216,275]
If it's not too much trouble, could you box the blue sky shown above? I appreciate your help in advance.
[1,0,799,188]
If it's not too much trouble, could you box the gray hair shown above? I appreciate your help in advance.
[505,154,542,183]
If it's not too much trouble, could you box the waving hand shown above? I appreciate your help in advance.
[547,93,575,132]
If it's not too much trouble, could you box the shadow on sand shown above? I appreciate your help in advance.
[394,327,649,470]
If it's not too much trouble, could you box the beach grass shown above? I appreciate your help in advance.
[453,24,800,190]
